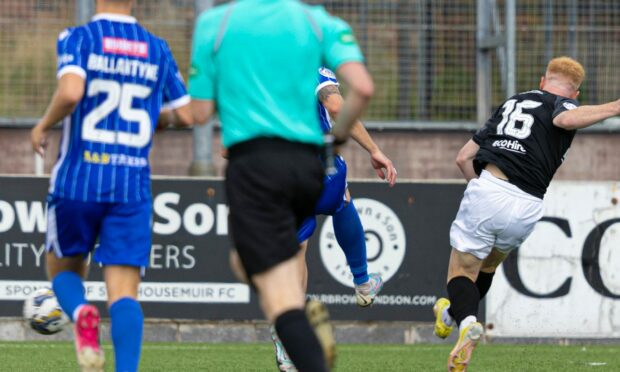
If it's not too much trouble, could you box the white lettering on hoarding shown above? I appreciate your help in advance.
[0,280,250,304]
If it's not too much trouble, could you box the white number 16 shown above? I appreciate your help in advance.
[82,79,152,148]
[496,99,542,139]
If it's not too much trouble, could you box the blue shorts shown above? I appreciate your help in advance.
[46,196,152,268]
[297,155,347,243]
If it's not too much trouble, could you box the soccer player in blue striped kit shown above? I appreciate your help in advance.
[30,1,192,371]
[270,67,398,371]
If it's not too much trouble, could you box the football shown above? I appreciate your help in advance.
[23,288,70,335]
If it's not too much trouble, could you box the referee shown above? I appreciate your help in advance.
[189,1,373,371]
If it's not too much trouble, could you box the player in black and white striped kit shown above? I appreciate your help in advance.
[432,57,620,371]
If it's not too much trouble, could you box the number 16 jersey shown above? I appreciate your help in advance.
[473,90,579,199]
[51,13,189,203]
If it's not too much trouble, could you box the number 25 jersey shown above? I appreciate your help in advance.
[51,13,189,203]
[473,90,579,199]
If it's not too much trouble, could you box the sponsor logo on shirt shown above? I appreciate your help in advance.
[83,151,148,168]
[492,139,527,154]
[103,37,148,58]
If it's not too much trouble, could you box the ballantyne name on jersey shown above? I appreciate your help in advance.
[492,139,526,154]
[87,53,159,82]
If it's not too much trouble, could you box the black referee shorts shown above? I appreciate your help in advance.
[225,137,324,277]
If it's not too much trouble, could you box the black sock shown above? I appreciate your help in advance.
[447,276,480,327]
[476,271,495,300]
[275,309,328,372]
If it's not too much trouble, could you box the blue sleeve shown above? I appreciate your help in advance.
[316,67,339,95]
[160,40,190,109]
[56,27,88,79]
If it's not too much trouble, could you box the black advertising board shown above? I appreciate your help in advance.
[0,176,466,321]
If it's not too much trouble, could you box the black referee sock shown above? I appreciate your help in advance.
[275,309,328,372]
[447,276,480,327]
[476,271,495,300]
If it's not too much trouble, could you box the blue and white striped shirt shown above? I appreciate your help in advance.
[316,67,339,134]
[50,13,189,203]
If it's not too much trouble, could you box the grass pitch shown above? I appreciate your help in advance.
[0,342,618,371]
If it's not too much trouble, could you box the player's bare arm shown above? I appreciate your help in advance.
[455,139,480,181]
[31,73,85,156]
[157,103,193,130]
[319,85,396,186]
[553,99,620,130]
[191,99,216,125]
[331,62,374,142]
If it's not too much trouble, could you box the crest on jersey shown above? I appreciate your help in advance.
[318,198,406,288]
[563,102,577,111]
[319,67,336,80]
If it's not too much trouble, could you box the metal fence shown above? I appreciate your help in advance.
[0,0,619,125]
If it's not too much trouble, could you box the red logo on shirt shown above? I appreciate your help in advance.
[102,37,148,58]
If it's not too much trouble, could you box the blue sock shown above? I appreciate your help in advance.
[51,271,87,321]
[332,200,369,286]
[110,297,144,372]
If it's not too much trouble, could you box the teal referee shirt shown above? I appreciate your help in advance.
[188,0,364,148]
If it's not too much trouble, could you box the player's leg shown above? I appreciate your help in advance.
[104,265,143,372]
[47,253,89,320]
[441,177,501,371]
[446,248,484,329]
[269,238,309,372]
[445,249,485,372]
[46,197,105,372]
[96,200,152,372]
[334,190,384,306]
[333,190,369,285]
[318,156,383,306]
[476,248,509,299]
[226,142,330,372]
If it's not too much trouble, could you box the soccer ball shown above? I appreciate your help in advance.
[23,287,70,335]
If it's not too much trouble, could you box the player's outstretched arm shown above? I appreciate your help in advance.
[350,122,397,186]
[319,85,396,186]
[331,62,374,143]
[456,139,480,181]
[553,99,620,130]
[31,73,85,156]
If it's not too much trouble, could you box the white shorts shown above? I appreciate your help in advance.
[450,170,544,260]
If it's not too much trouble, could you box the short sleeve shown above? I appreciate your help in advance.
[552,97,579,119]
[320,14,364,71]
[472,125,489,145]
[188,13,217,100]
[316,67,339,95]
[56,28,88,79]
[160,41,189,110]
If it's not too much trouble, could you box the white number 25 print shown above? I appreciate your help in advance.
[82,79,152,148]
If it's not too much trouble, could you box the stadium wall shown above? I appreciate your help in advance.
[0,128,619,180]
[0,177,618,343]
